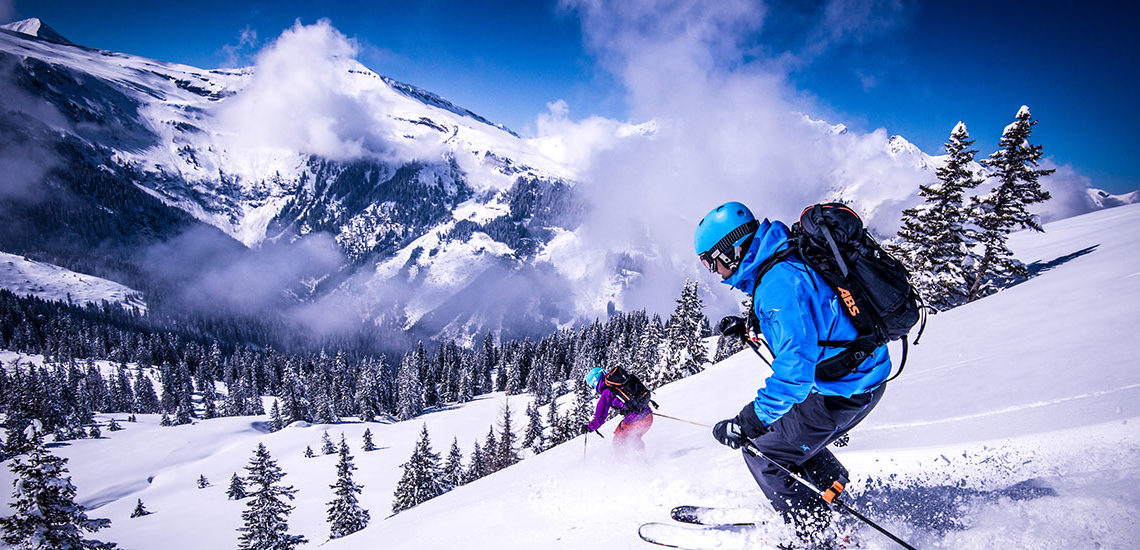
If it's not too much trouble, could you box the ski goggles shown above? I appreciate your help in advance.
[698,219,759,273]
[699,247,733,273]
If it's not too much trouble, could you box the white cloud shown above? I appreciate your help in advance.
[542,0,934,316]
[215,19,432,165]
[219,25,259,68]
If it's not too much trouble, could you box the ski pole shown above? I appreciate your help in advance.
[653,412,712,428]
[742,440,916,550]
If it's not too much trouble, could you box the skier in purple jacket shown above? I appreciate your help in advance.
[584,367,654,453]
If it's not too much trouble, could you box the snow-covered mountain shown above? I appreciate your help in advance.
[2,202,1137,549]
[1086,187,1140,209]
[0,20,595,343]
[0,18,1132,347]
[0,18,73,45]
[0,251,146,312]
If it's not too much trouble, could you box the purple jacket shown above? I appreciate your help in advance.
[588,378,651,431]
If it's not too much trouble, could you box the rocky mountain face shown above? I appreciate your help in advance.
[0,21,587,346]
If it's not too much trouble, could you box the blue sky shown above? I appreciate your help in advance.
[8,0,1138,193]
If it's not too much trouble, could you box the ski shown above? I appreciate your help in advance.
[639,522,780,549]
[670,504,769,527]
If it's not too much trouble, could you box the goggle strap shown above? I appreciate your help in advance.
[705,219,759,259]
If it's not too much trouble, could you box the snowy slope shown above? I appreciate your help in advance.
[353,204,1140,549]
[0,251,147,312]
[2,203,1138,549]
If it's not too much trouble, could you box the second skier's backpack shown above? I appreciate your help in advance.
[602,366,653,411]
[751,203,925,381]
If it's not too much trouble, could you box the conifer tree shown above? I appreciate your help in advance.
[495,400,520,469]
[269,400,284,432]
[0,425,116,549]
[362,428,376,452]
[237,443,307,550]
[107,418,123,432]
[391,424,446,513]
[197,474,210,489]
[326,438,369,539]
[568,377,594,434]
[481,427,498,474]
[130,499,150,518]
[395,352,424,421]
[893,121,984,309]
[304,446,315,459]
[521,401,544,452]
[968,105,1054,301]
[321,431,336,455]
[227,472,247,500]
[465,440,486,483]
[544,399,564,446]
[660,280,707,385]
[441,438,465,491]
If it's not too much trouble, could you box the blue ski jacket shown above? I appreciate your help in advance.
[722,219,892,426]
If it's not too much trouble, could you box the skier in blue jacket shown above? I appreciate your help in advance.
[695,201,890,549]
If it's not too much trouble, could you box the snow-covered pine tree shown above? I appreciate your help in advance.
[395,351,424,421]
[892,121,984,309]
[481,425,500,473]
[237,443,307,550]
[465,440,486,483]
[495,400,520,469]
[968,105,1055,301]
[129,499,150,518]
[362,428,376,452]
[197,474,210,489]
[0,425,116,549]
[391,424,446,513]
[88,424,101,439]
[227,472,247,500]
[353,361,380,423]
[269,400,284,432]
[134,373,159,414]
[326,437,369,539]
[544,398,564,446]
[521,401,544,452]
[659,279,706,385]
[107,418,122,432]
[201,375,218,419]
[568,376,594,434]
[442,438,465,491]
[304,446,315,459]
[321,431,336,455]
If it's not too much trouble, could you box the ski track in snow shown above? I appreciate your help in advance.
[864,383,1140,430]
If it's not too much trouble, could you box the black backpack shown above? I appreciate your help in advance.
[601,366,653,411]
[750,203,925,381]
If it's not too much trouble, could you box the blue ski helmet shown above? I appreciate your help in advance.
[694,202,758,274]
[585,367,604,389]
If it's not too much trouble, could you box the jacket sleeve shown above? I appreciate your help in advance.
[588,389,616,431]
[752,275,821,425]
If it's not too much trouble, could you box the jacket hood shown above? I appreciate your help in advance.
[722,219,791,294]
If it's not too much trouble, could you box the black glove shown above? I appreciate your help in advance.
[717,315,747,341]
[714,401,770,450]
[581,424,591,436]
[718,315,754,350]
[712,419,746,449]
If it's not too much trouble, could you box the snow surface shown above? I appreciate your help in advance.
[0,251,147,313]
[2,163,1140,550]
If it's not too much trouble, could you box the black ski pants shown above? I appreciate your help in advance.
[741,384,885,546]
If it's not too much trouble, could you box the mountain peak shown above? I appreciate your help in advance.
[0,18,74,45]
